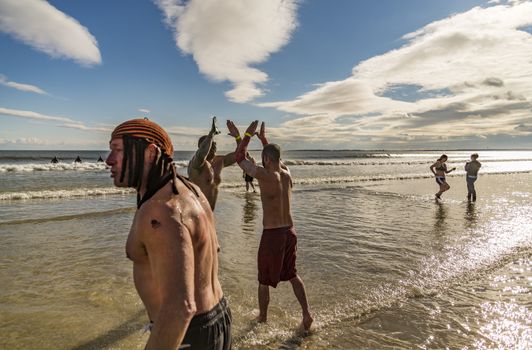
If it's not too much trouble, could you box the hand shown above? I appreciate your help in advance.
[226,120,240,138]
[244,120,259,137]
[255,121,266,141]
[210,116,221,136]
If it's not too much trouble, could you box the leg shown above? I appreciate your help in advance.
[258,284,270,323]
[289,275,314,331]
[246,182,249,192]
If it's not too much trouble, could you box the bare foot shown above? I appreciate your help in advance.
[301,313,314,333]
[254,315,267,324]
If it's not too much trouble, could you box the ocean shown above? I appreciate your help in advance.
[0,149,531,349]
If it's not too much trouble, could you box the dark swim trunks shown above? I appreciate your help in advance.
[258,226,298,288]
[144,297,232,349]
[181,297,232,350]
[244,174,254,182]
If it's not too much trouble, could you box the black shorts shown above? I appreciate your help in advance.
[181,297,232,350]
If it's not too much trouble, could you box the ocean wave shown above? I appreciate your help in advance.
[0,187,135,200]
[2,170,530,200]
[0,161,189,173]
[282,158,532,166]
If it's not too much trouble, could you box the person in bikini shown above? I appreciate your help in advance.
[235,120,313,332]
[464,153,481,202]
[106,118,231,350]
[430,154,456,200]
[188,117,241,210]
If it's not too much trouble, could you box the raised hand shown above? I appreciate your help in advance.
[255,121,268,145]
[226,120,240,138]
[244,120,259,137]
[210,116,221,136]
[255,122,265,140]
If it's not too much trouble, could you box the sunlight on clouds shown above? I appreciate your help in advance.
[0,0,101,66]
[261,1,532,145]
[0,74,48,95]
[153,0,298,103]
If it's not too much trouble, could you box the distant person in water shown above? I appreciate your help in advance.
[243,152,256,192]
[430,154,456,200]
[235,120,313,332]
[51,156,59,164]
[465,153,481,202]
[106,118,231,349]
[97,155,104,162]
[188,117,241,210]
[74,156,82,163]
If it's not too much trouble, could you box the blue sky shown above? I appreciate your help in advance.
[1,0,532,150]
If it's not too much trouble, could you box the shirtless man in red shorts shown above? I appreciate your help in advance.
[235,120,313,332]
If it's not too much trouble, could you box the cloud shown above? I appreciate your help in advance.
[138,108,151,114]
[258,1,532,146]
[0,74,48,94]
[0,106,110,132]
[153,0,298,103]
[0,0,101,66]
[0,107,75,123]
[0,137,47,145]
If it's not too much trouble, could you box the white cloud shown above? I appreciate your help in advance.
[0,106,110,133]
[0,137,47,145]
[153,0,298,103]
[0,74,48,94]
[138,108,151,114]
[259,1,532,145]
[0,107,75,123]
[0,0,101,66]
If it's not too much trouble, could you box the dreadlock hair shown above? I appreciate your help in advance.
[120,135,180,206]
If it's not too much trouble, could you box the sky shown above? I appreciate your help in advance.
[1,0,532,151]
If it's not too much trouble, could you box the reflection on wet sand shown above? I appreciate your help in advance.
[242,192,258,235]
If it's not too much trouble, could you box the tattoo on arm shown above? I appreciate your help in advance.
[151,219,161,229]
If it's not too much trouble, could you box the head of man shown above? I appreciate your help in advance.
[262,143,281,168]
[198,135,217,161]
[471,153,479,160]
[107,118,174,191]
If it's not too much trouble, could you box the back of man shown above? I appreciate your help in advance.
[234,120,313,332]
[258,167,294,229]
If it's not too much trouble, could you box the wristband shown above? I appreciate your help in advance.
[235,135,241,141]
[244,132,253,137]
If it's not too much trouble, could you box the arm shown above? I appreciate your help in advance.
[236,120,268,180]
[190,118,221,169]
[429,162,437,175]
[465,162,470,171]
[190,134,213,170]
[446,166,456,174]
[255,121,269,146]
[144,207,196,350]
[222,120,241,167]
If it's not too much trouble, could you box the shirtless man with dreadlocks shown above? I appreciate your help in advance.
[188,117,241,210]
[106,118,231,350]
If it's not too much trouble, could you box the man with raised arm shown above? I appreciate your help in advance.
[188,117,241,210]
[235,120,314,332]
[106,118,231,350]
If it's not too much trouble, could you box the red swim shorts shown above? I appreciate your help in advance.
[258,226,298,288]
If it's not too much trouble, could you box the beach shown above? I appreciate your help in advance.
[0,150,531,349]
